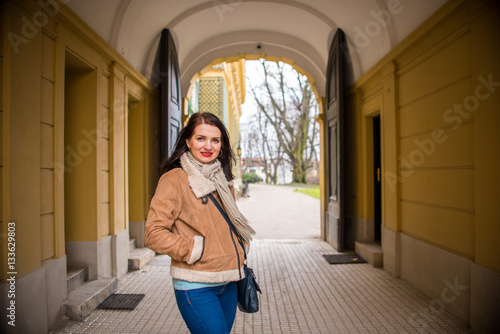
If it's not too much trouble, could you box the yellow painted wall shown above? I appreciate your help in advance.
[350,0,500,271]
[1,0,154,279]
[41,31,57,261]
[128,99,146,222]
[470,0,500,271]
[64,65,98,242]
[109,64,126,236]
[2,1,44,278]
[224,61,244,178]
[128,88,161,222]
[397,30,475,257]
[98,71,111,239]
[1,2,6,281]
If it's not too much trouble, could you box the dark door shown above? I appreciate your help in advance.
[159,29,182,160]
[373,116,382,243]
[325,29,346,251]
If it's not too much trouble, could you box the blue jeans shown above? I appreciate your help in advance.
[174,282,237,334]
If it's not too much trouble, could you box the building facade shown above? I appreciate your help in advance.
[189,60,245,181]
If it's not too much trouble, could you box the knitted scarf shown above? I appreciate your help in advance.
[180,152,255,248]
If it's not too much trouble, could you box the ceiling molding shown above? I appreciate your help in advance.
[109,0,132,50]
[164,0,336,30]
[180,45,326,98]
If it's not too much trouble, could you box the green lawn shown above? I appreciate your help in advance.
[294,186,320,199]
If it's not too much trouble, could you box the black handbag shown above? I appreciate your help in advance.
[237,263,261,313]
[208,194,262,313]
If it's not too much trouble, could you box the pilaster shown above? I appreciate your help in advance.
[109,62,127,236]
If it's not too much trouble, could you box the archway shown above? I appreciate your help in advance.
[186,54,324,109]
[184,55,327,240]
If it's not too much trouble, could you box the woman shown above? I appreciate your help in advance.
[145,112,255,334]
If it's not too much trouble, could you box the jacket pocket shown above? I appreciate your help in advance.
[187,235,205,265]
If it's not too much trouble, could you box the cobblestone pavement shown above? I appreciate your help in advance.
[54,184,471,333]
[54,239,470,334]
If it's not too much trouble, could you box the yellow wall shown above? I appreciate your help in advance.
[350,0,500,271]
[470,0,500,270]
[109,63,125,237]
[0,2,4,281]
[128,99,146,222]
[224,61,244,178]
[128,89,161,222]
[397,30,474,257]
[41,30,58,261]
[1,0,154,279]
[2,1,44,278]
[64,66,98,241]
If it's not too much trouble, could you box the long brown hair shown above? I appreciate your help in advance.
[160,112,235,181]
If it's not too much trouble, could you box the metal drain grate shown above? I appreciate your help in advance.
[323,254,367,264]
[97,293,145,310]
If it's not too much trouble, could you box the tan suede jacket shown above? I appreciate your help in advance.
[144,168,245,283]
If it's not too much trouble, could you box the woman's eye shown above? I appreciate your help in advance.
[212,139,219,143]
[197,137,204,141]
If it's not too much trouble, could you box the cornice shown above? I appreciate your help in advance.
[8,0,153,90]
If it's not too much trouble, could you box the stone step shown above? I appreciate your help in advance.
[67,266,89,293]
[64,277,117,321]
[128,247,155,270]
[355,241,383,268]
[129,238,137,251]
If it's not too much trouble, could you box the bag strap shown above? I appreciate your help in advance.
[208,193,247,260]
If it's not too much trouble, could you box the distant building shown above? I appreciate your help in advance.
[188,61,245,182]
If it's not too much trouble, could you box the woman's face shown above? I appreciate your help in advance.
[186,123,222,164]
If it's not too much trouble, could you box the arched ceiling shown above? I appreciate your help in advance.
[67,0,447,97]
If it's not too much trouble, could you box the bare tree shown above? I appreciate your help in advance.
[248,60,319,183]
[256,110,285,184]
[242,126,259,175]
[242,110,283,184]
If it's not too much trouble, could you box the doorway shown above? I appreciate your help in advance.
[64,51,97,245]
[63,51,99,278]
[373,116,381,243]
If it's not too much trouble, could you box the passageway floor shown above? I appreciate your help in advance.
[53,239,471,334]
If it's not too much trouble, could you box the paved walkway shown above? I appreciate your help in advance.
[237,184,321,240]
[54,184,471,333]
